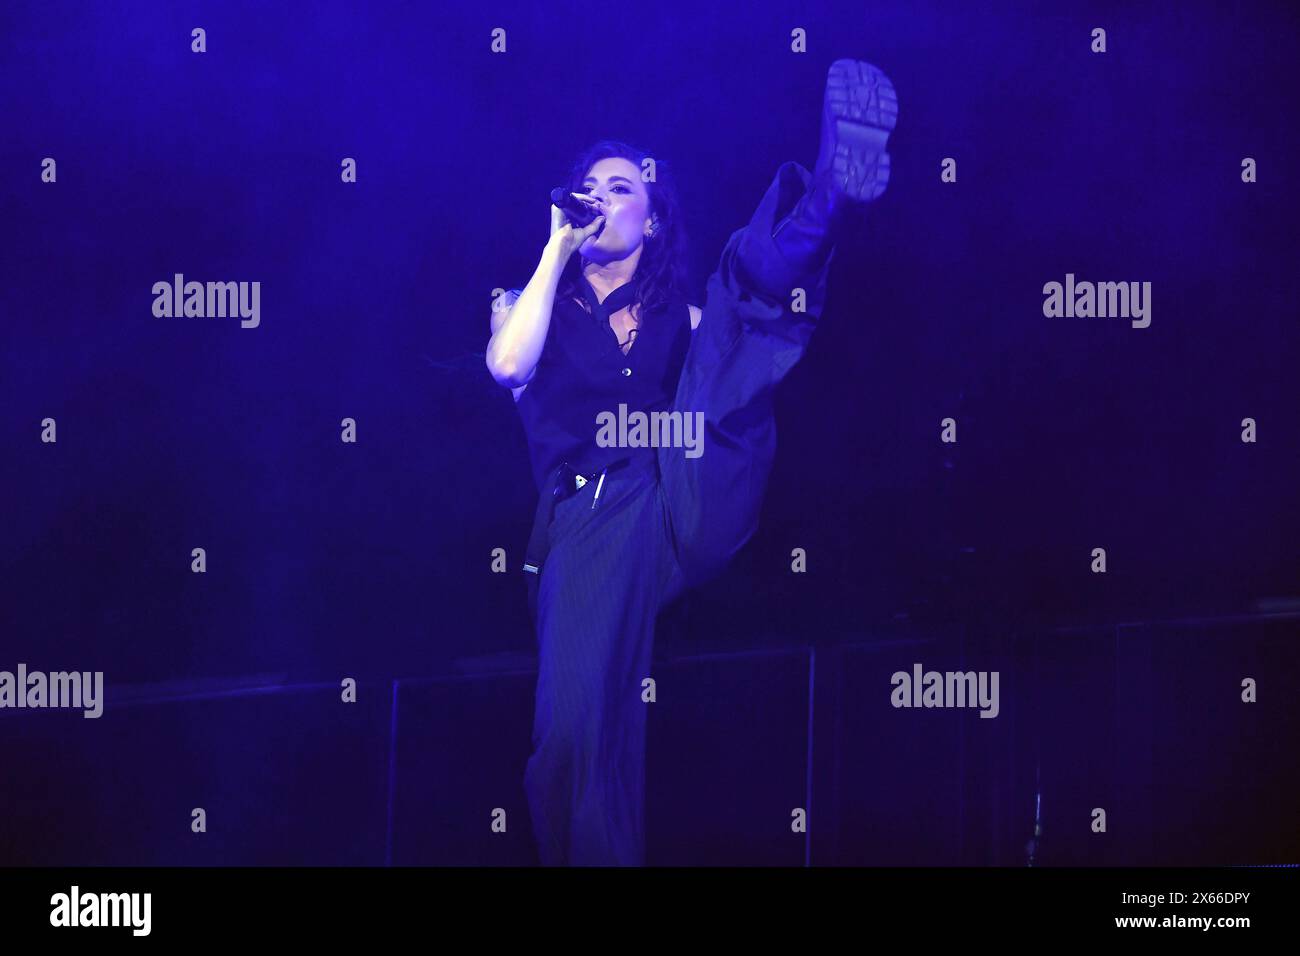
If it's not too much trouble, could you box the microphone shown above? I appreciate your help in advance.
[550,187,600,227]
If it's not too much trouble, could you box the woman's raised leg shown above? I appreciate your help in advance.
[658,59,897,592]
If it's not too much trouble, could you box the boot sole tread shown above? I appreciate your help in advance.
[825,59,897,201]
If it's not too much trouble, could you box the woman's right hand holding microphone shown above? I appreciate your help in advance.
[548,192,605,260]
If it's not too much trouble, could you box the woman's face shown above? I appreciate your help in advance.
[577,157,656,263]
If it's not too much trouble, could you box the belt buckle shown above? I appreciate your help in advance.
[555,462,588,498]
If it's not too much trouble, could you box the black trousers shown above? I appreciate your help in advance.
[524,161,835,865]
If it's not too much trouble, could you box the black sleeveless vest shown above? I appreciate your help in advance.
[515,276,692,490]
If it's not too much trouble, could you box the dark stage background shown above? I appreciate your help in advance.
[1,0,1297,866]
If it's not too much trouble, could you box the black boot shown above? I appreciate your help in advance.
[772,59,898,275]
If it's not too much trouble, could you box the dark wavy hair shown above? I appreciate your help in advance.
[555,139,690,319]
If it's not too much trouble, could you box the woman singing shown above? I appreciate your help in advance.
[486,59,897,865]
